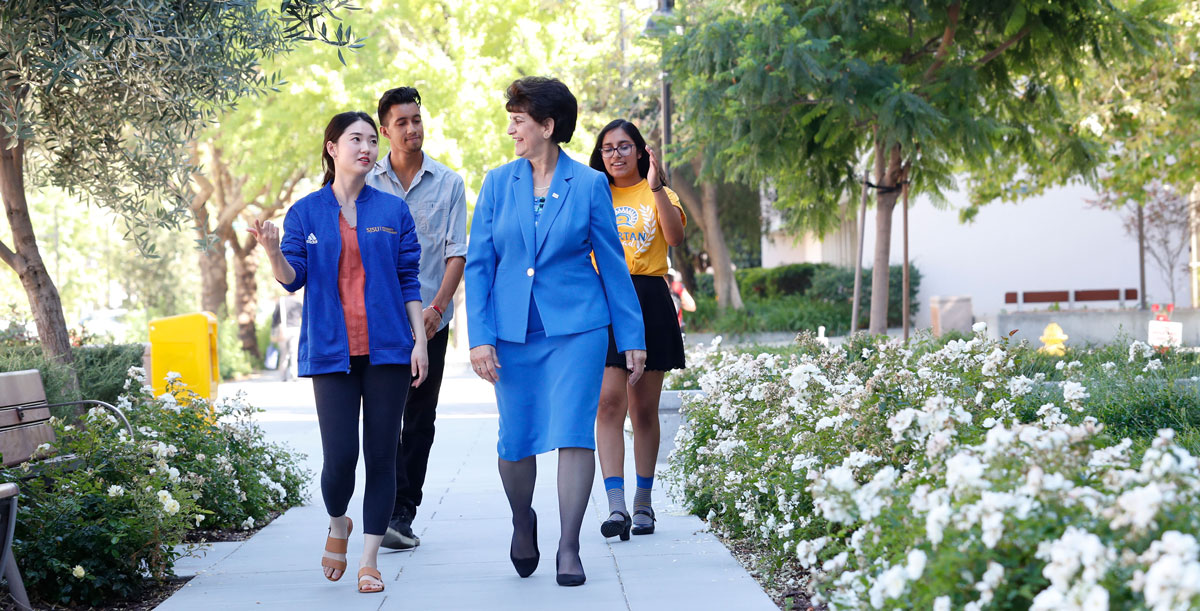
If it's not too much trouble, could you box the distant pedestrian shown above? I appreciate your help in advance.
[271,290,303,381]
[248,110,427,595]
[465,77,646,587]
[667,268,695,332]
[587,119,687,541]
[367,86,467,551]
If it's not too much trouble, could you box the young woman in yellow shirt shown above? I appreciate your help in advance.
[588,120,687,539]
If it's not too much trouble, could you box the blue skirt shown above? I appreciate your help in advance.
[493,300,608,461]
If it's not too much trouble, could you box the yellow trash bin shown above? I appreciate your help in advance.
[149,312,220,400]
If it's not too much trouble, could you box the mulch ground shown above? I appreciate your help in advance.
[717,529,826,611]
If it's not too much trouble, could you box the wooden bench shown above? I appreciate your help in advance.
[1004,288,1139,311]
[0,369,134,611]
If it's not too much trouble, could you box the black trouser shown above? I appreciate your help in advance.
[312,355,410,536]
[393,325,449,519]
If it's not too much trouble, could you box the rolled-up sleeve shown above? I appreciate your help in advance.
[396,205,423,303]
[445,177,468,259]
[465,171,499,348]
[280,206,307,293]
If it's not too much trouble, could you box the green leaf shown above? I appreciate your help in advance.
[1004,5,1027,38]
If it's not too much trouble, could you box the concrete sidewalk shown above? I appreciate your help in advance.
[157,359,775,610]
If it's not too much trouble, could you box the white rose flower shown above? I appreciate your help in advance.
[972,321,987,333]
[905,549,927,580]
[107,485,125,497]
[72,565,86,578]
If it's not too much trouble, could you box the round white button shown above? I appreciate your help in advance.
[526,268,535,277]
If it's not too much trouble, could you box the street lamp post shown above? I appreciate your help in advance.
[645,0,675,183]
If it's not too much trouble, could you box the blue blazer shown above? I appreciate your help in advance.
[466,148,645,352]
[279,183,423,376]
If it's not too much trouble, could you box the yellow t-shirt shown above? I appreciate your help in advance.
[607,180,686,277]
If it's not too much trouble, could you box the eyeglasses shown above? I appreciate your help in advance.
[599,143,635,158]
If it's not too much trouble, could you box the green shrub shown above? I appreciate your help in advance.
[0,345,78,405]
[1,342,151,407]
[119,372,309,529]
[736,263,831,298]
[688,294,852,335]
[1,412,200,606]
[0,365,310,605]
[217,318,256,379]
[74,344,146,405]
[809,264,921,327]
[668,332,1200,608]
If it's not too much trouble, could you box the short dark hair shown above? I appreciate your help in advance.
[504,77,577,144]
[321,111,377,186]
[590,119,651,184]
[377,87,422,126]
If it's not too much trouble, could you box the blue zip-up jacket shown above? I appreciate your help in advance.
[279,183,423,376]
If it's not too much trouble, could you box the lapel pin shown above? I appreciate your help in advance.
[552,193,559,198]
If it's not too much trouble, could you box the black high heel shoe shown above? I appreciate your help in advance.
[510,508,539,578]
[555,551,586,587]
[600,510,632,541]
[632,507,656,535]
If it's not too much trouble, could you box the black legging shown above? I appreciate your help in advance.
[312,355,411,535]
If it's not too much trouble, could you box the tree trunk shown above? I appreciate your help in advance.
[229,233,261,359]
[702,181,743,310]
[195,204,228,317]
[868,141,904,334]
[190,157,225,318]
[0,137,77,384]
[672,237,699,294]
[673,157,744,310]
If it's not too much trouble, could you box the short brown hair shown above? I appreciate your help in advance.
[505,77,577,144]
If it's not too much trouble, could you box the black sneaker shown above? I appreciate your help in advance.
[382,513,420,550]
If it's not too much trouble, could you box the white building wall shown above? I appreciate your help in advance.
[763,182,1185,330]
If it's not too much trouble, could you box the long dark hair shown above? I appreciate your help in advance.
[321,111,377,186]
[589,119,651,184]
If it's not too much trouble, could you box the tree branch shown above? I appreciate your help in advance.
[922,1,961,83]
[0,239,23,273]
[974,25,1032,70]
[190,172,214,212]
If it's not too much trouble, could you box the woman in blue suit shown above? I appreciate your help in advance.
[466,77,646,587]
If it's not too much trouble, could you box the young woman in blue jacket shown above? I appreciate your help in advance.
[249,111,428,594]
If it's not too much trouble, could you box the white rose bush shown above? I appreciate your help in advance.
[668,330,1200,609]
[0,367,310,606]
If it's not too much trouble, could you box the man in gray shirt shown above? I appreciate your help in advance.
[367,87,467,550]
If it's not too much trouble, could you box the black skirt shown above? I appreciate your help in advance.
[606,274,686,372]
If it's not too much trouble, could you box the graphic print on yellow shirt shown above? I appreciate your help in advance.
[609,179,686,277]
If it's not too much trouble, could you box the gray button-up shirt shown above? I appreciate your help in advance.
[367,153,467,331]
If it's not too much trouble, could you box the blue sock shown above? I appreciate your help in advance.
[604,476,626,516]
[633,474,654,526]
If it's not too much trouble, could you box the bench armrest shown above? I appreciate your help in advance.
[43,400,134,438]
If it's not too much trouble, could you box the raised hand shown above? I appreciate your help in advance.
[645,146,665,190]
[247,218,282,252]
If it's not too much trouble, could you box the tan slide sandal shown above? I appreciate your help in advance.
[358,566,384,593]
[321,517,353,581]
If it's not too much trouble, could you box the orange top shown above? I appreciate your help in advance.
[338,214,370,356]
